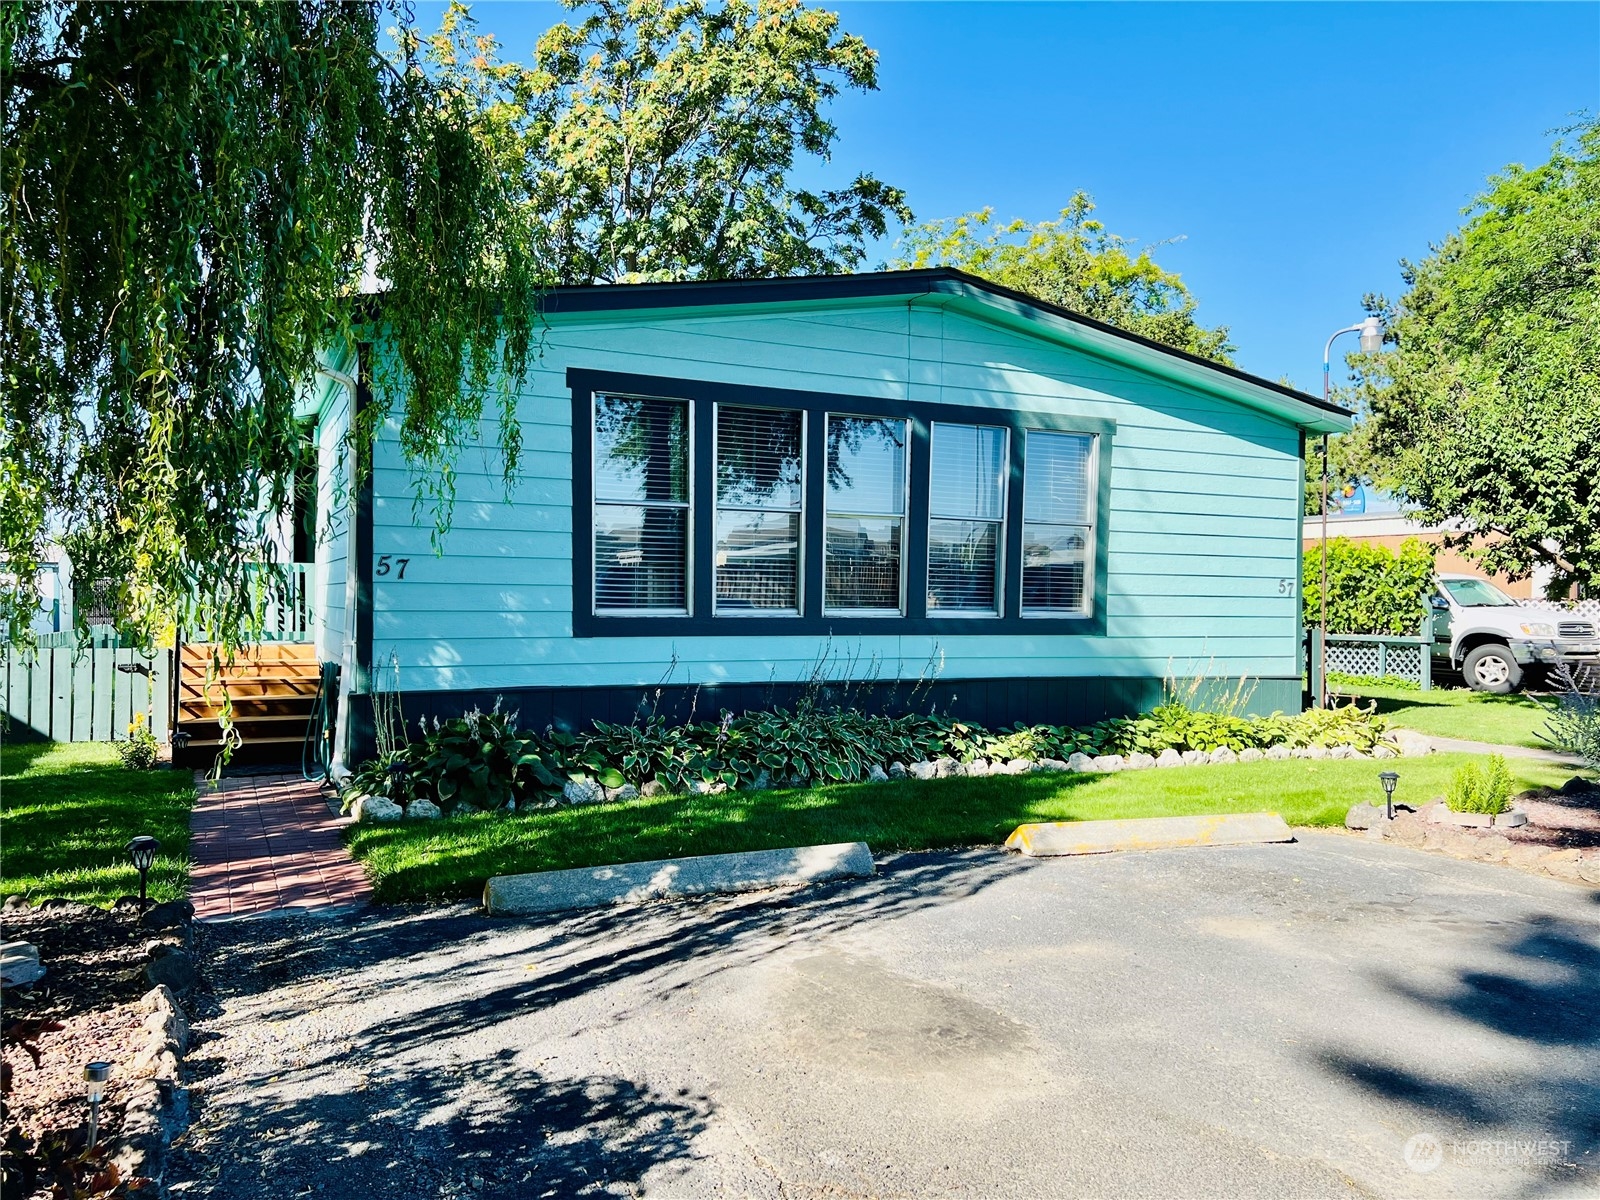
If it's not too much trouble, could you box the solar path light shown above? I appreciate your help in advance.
[126,836,160,912]
[84,1061,112,1146]
[1379,771,1400,821]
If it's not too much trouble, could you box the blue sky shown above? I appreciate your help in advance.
[430,1,1598,388]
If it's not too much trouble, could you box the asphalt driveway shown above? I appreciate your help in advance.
[169,833,1599,1199]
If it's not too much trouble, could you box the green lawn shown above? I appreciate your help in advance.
[0,741,194,907]
[1331,683,1555,749]
[346,751,1570,903]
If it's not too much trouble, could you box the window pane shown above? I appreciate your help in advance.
[826,416,905,515]
[825,516,902,611]
[718,407,802,509]
[1023,431,1093,525]
[1022,523,1089,613]
[594,505,687,612]
[930,424,1005,520]
[928,519,999,614]
[594,396,688,504]
[715,511,800,612]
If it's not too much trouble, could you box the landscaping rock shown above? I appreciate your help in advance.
[1066,753,1093,772]
[1265,744,1292,760]
[144,949,197,996]
[641,779,668,797]
[1392,730,1433,757]
[0,941,45,988]
[1238,747,1265,763]
[867,764,889,783]
[1155,749,1183,768]
[353,794,403,823]
[1328,745,1354,760]
[404,799,442,820]
[1208,747,1238,765]
[1037,758,1068,772]
[688,778,717,796]
[1389,811,1428,848]
[1372,745,1398,759]
[887,762,908,780]
[612,784,641,803]
[1180,750,1207,766]
[36,898,98,919]
[962,759,991,778]
[909,760,938,781]
[1126,752,1157,770]
[3,895,28,911]
[1474,834,1514,864]
[1539,849,1586,882]
[1344,803,1388,831]
[1304,745,1329,760]
[933,757,958,779]
[141,985,189,1053]
[563,779,603,806]
[1005,758,1035,775]
[1579,852,1600,886]
[139,900,195,931]
[1090,755,1125,772]
[748,770,773,791]
[1559,775,1599,796]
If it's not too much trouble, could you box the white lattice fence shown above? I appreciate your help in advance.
[1520,597,1600,619]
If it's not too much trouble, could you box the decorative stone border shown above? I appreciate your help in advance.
[1350,803,1600,887]
[352,735,1429,821]
[1429,806,1528,829]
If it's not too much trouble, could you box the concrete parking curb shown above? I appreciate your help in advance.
[483,842,875,915]
[1006,813,1295,857]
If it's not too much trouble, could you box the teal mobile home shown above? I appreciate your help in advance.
[306,269,1351,767]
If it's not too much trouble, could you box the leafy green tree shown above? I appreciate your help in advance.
[1302,537,1436,635]
[1,2,543,646]
[887,196,1235,362]
[1356,119,1600,595]
[426,0,910,284]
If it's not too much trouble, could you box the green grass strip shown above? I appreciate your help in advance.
[347,751,1571,903]
[1,742,194,908]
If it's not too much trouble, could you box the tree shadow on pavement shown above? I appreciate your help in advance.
[1313,908,1600,1189]
[170,1045,712,1199]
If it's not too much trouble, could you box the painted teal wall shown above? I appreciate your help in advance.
[312,369,351,667]
[361,298,1305,702]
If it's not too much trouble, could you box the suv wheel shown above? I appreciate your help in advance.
[1462,643,1522,694]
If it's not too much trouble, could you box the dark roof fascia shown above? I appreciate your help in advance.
[531,268,1350,422]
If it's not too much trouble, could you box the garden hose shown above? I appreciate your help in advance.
[302,661,339,783]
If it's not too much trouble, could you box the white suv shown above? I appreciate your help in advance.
[1430,574,1599,692]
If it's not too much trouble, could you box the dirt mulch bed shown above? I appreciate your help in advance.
[2,901,168,1148]
[1502,785,1600,850]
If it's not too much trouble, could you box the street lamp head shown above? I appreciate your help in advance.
[1358,315,1384,354]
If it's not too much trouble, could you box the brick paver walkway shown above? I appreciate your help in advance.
[189,773,371,920]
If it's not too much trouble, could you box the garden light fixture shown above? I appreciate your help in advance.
[83,1061,112,1146]
[126,836,159,911]
[1379,770,1400,820]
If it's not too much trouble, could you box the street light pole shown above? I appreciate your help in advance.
[1317,316,1384,709]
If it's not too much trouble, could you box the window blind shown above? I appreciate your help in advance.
[716,406,803,613]
[1022,430,1095,615]
[825,416,906,612]
[928,423,1006,614]
[593,395,689,613]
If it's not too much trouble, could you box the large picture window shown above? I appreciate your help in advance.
[928,422,1007,615]
[572,368,1110,635]
[824,415,907,613]
[715,406,804,614]
[1022,430,1096,616]
[592,395,690,614]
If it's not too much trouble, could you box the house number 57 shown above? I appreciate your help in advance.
[1277,579,1295,595]
[376,554,411,579]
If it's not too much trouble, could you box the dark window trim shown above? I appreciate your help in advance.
[570,368,1114,638]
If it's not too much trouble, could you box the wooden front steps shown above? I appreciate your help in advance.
[175,643,322,767]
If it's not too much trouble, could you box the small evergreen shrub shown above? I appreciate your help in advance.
[1445,754,1513,815]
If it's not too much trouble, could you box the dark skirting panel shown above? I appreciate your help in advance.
[344,676,1303,763]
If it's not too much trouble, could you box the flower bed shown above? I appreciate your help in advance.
[344,699,1401,822]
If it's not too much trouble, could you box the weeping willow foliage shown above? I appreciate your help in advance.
[1,2,544,648]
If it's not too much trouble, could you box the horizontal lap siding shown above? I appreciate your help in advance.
[365,303,1303,696]
[315,387,351,664]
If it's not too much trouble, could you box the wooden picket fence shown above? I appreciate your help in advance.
[1,645,173,743]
